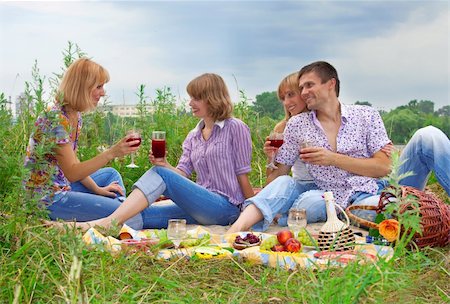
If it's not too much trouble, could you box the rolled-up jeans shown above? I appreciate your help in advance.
[241,175,317,231]
[132,166,241,229]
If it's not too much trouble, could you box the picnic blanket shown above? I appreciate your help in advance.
[83,225,394,270]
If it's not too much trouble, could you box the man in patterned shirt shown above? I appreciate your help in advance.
[228,60,449,233]
[271,61,392,222]
[228,61,391,232]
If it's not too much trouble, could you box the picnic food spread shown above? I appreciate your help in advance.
[83,224,394,270]
[233,233,261,250]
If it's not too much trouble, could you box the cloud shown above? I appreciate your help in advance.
[332,5,449,109]
[1,1,448,111]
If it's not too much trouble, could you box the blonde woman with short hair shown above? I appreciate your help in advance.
[25,58,141,225]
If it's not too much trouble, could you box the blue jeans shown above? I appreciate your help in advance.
[349,126,450,223]
[294,180,388,224]
[398,126,449,195]
[47,168,143,228]
[132,166,241,229]
[241,175,318,231]
[246,127,449,231]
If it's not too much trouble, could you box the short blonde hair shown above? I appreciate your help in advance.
[277,71,300,121]
[186,73,233,121]
[57,58,110,112]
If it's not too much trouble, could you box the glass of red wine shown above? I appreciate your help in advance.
[266,131,284,169]
[126,129,142,168]
[152,131,166,159]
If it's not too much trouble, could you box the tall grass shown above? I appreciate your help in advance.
[1,43,448,303]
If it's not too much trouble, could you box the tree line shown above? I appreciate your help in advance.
[251,91,450,144]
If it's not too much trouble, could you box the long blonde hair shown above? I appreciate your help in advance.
[187,73,233,121]
[57,58,110,112]
[275,71,301,130]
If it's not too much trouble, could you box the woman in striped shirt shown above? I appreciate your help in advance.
[63,73,253,230]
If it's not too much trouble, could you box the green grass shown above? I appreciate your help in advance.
[1,48,449,303]
[1,221,449,303]
[1,105,448,304]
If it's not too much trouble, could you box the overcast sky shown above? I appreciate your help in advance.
[1,0,449,111]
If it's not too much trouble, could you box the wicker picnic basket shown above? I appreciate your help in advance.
[346,186,450,248]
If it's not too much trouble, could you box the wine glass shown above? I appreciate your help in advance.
[301,141,313,149]
[287,208,307,239]
[167,219,187,249]
[299,138,314,158]
[266,131,284,169]
[126,129,141,168]
[151,131,166,159]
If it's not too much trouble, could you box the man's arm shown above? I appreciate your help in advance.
[300,147,391,178]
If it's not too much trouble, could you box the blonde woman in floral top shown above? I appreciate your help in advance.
[25,58,141,226]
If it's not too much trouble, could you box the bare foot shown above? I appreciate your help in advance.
[42,219,96,232]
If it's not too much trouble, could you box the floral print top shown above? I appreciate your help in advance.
[24,105,82,206]
[275,104,391,208]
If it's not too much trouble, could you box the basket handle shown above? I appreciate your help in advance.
[334,203,350,228]
[345,205,380,230]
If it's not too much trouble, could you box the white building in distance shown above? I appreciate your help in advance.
[98,104,154,117]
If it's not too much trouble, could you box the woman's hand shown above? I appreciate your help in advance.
[263,136,278,159]
[148,150,170,167]
[95,181,125,198]
[108,134,141,159]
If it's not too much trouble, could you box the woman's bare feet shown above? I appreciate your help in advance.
[42,218,108,232]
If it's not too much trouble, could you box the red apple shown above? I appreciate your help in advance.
[277,229,294,245]
[285,238,301,253]
[271,244,286,252]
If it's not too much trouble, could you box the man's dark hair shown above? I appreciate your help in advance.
[298,61,340,97]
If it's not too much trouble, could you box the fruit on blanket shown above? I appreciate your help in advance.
[297,228,317,247]
[235,233,261,245]
[271,244,286,252]
[285,238,301,253]
[233,233,261,250]
[260,235,279,251]
[179,234,211,248]
[277,229,294,245]
[118,232,132,240]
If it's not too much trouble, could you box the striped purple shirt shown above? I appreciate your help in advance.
[276,104,391,208]
[176,117,252,206]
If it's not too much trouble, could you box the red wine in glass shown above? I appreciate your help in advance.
[152,139,166,158]
[126,130,141,168]
[127,137,142,148]
[266,132,284,169]
[269,139,284,148]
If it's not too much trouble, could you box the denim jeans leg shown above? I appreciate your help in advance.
[47,191,123,221]
[47,191,143,228]
[138,202,198,229]
[276,182,319,227]
[399,126,450,195]
[291,190,327,223]
[243,176,317,231]
[132,167,167,204]
[70,167,126,201]
[134,166,240,228]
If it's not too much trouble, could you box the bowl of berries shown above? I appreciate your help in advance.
[232,232,261,250]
